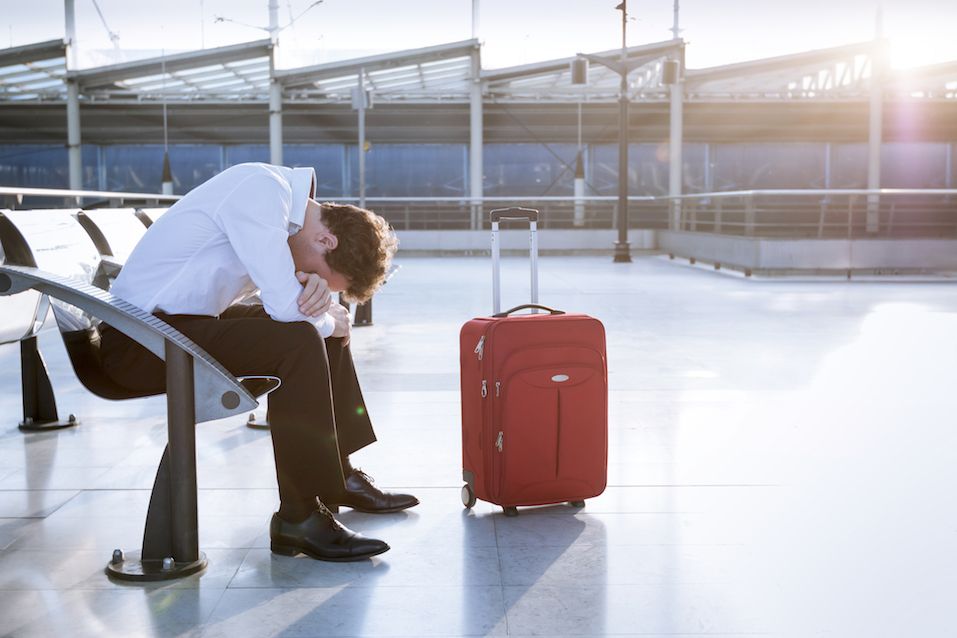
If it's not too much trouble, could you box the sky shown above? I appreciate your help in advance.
[2,0,956,71]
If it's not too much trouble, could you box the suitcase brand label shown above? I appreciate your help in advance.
[551,374,570,383]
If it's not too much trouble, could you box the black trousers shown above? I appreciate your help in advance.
[99,303,377,515]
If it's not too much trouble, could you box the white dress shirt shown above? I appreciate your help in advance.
[111,162,335,337]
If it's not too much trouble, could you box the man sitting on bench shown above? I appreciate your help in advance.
[98,162,417,562]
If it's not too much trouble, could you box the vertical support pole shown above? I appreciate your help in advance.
[668,51,684,231]
[614,87,631,261]
[268,0,283,166]
[867,22,885,234]
[164,343,199,564]
[472,0,480,39]
[18,335,76,431]
[613,0,631,262]
[269,80,283,165]
[66,81,82,191]
[469,46,484,230]
[109,341,205,580]
[65,0,81,191]
[355,73,368,208]
[269,70,283,165]
[574,103,586,227]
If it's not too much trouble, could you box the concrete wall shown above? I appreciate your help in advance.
[657,230,957,274]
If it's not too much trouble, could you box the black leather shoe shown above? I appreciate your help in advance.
[270,504,390,561]
[328,468,420,514]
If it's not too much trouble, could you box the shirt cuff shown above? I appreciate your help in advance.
[313,312,335,338]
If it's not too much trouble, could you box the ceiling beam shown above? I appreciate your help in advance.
[72,39,272,88]
[0,40,66,68]
[274,39,478,87]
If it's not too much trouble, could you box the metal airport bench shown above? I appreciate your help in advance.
[0,208,275,581]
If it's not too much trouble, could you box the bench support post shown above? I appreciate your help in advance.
[18,336,78,432]
[106,343,207,581]
[354,299,373,326]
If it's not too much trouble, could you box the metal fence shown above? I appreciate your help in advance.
[3,186,956,240]
[669,189,957,239]
[333,196,667,231]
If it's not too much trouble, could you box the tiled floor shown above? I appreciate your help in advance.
[1,254,955,637]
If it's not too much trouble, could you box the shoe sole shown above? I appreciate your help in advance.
[328,500,420,515]
[270,542,390,562]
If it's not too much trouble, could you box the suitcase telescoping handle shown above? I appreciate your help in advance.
[490,207,539,315]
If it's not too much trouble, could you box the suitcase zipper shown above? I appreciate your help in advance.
[481,380,488,398]
[496,431,503,452]
[474,335,485,360]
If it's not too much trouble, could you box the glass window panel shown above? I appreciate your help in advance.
[103,145,165,193]
[712,143,826,190]
[830,144,868,188]
[882,142,948,188]
[167,145,223,193]
[484,143,578,197]
[353,144,467,197]
[225,145,270,167]
[590,144,671,196]
[680,143,707,194]
[0,145,69,189]
[283,144,346,198]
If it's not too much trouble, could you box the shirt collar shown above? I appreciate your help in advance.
[275,165,315,234]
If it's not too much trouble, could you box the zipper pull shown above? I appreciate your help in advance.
[474,335,485,360]
[481,380,488,398]
[495,381,501,397]
[496,431,503,452]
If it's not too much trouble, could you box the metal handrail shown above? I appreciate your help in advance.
[661,188,957,199]
[0,186,182,203]
[7,186,953,206]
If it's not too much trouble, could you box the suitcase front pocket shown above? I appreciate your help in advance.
[496,364,606,504]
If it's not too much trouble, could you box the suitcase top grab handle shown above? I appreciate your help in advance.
[490,207,539,223]
[493,304,565,318]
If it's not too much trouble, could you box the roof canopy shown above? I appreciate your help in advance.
[0,36,954,104]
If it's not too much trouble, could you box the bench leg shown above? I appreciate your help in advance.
[246,406,271,430]
[338,293,373,327]
[106,344,207,581]
[354,299,372,326]
[18,336,78,432]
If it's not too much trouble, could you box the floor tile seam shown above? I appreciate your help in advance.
[216,584,517,591]
[489,514,512,636]
[196,582,232,629]
[218,546,252,592]
[489,544,749,549]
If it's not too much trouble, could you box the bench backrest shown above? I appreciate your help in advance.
[79,208,149,262]
[0,209,155,399]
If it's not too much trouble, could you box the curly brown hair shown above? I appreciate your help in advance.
[320,203,398,303]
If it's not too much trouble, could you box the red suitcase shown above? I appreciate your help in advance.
[459,207,608,516]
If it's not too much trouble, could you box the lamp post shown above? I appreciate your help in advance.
[576,1,641,263]
[614,1,629,262]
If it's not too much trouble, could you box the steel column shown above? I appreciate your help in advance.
[269,75,283,165]
[469,47,483,230]
[668,59,684,231]
[867,39,885,233]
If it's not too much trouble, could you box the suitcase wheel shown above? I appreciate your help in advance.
[461,484,477,509]
[503,506,519,517]
[569,500,586,508]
